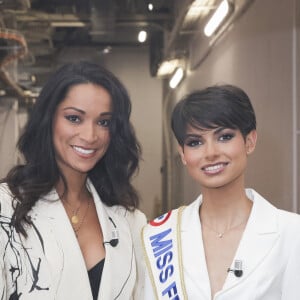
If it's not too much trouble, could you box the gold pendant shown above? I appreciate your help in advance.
[71,215,79,224]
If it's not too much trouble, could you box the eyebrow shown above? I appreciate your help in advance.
[63,107,113,116]
[185,127,229,138]
[214,127,227,134]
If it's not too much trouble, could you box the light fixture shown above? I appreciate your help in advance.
[169,67,184,89]
[185,0,211,23]
[51,21,86,28]
[204,0,231,37]
[102,46,112,54]
[148,3,154,11]
[157,59,181,77]
[138,30,147,43]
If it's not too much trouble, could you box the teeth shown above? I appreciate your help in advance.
[204,164,224,171]
[73,146,95,155]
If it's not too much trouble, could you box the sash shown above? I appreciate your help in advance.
[142,206,187,300]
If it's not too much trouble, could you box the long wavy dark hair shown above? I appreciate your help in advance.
[2,61,141,237]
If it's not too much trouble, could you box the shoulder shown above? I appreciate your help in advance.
[182,196,202,215]
[143,205,187,235]
[250,189,300,224]
[250,189,300,236]
[0,182,13,198]
[0,183,15,217]
[277,208,300,233]
[109,205,147,229]
[87,178,147,226]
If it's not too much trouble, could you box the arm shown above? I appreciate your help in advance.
[144,268,157,300]
[281,220,300,299]
[0,202,7,300]
[0,250,6,300]
[125,209,147,299]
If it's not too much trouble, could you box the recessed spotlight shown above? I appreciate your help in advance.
[148,3,154,11]
[138,30,147,43]
[103,46,112,54]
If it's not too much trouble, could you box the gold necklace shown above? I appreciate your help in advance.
[201,218,248,238]
[63,200,82,225]
[73,199,91,237]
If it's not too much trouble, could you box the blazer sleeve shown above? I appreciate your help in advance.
[144,269,156,300]
[281,224,300,299]
[0,185,10,300]
[0,231,6,300]
[124,209,147,299]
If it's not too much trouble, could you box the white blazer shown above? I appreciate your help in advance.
[0,180,146,300]
[144,189,300,299]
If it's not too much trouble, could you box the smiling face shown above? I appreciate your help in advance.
[178,126,257,191]
[52,83,112,178]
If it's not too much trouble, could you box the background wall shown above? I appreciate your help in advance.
[166,0,299,212]
[103,47,163,219]
[0,99,19,178]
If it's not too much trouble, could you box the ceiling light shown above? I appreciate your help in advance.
[157,59,180,77]
[185,0,211,22]
[204,0,231,37]
[31,74,36,83]
[169,67,184,89]
[102,46,112,54]
[138,30,147,43]
[148,3,154,11]
[51,21,86,28]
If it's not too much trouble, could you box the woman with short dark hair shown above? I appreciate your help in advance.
[0,61,146,299]
[142,84,300,300]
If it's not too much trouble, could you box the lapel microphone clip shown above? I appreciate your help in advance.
[227,259,243,277]
[103,217,119,247]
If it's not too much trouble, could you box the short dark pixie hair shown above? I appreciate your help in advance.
[171,84,256,146]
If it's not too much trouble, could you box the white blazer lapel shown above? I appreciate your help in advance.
[32,181,136,299]
[88,182,135,299]
[32,189,93,299]
[181,197,212,298]
[223,189,279,291]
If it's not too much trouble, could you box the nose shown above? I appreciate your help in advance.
[79,122,98,143]
[204,140,219,161]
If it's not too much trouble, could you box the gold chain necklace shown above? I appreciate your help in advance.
[73,199,91,237]
[62,194,92,237]
[63,200,82,225]
[201,218,248,238]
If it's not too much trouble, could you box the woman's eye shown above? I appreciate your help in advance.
[98,119,111,127]
[219,133,234,141]
[65,115,80,123]
[185,139,202,147]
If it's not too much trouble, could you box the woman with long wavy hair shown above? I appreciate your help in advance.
[0,61,146,299]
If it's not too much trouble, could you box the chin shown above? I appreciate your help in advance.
[72,163,98,174]
[200,180,231,190]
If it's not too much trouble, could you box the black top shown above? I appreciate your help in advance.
[88,259,105,300]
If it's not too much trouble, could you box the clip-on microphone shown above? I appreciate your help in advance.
[227,259,243,277]
[103,217,119,247]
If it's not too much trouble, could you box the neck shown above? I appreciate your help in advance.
[200,184,252,228]
[56,174,90,205]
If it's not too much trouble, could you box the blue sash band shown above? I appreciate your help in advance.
[142,207,187,300]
